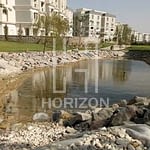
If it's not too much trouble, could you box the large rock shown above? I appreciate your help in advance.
[132,107,150,125]
[52,110,73,123]
[128,96,150,106]
[63,112,92,131]
[119,99,128,107]
[52,111,61,122]
[33,112,49,122]
[125,124,150,147]
[109,105,138,126]
[90,108,114,129]
[76,112,92,121]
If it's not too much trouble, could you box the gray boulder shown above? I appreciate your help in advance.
[110,105,137,126]
[128,96,150,106]
[125,124,150,147]
[33,112,49,122]
[90,108,114,129]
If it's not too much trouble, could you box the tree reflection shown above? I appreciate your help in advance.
[112,60,131,83]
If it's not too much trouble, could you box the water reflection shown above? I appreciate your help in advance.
[112,60,131,82]
[1,59,150,123]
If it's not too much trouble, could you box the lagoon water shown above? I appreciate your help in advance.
[2,59,150,122]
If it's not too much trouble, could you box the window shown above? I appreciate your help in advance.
[25,28,29,36]
[51,9,54,12]
[91,15,94,19]
[3,8,8,15]
[106,23,109,27]
[97,22,100,27]
[90,20,94,26]
[34,0,37,7]
[3,8,8,21]
[97,16,99,20]
[41,2,44,7]
[41,2,44,11]
[34,12,38,20]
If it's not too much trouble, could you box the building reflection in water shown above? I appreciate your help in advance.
[0,59,141,124]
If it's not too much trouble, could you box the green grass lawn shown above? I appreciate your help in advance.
[0,40,115,52]
[0,40,73,52]
[100,42,114,48]
[128,45,150,51]
[0,41,48,52]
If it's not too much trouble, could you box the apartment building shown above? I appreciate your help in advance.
[73,8,116,41]
[143,33,150,43]
[73,8,102,38]
[132,30,150,43]
[0,0,16,35]
[0,0,73,36]
[15,0,47,36]
[101,13,116,41]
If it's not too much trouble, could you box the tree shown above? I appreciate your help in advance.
[131,34,136,44]
[114,24,132,45]
[122,24,132,45]
[34,13,51,52]
[50,13,69,37]
[4,24,8,41]
[18,24,23,42]
[34,13,69,52]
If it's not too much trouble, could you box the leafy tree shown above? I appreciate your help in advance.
[50,13,69,37]
[114,25,123,45]
[34,13,51,52]
[34,13,69,52]
[114,24,132,45]
[122,24,132,45]
[18,24,23,42]
[4,24,8,41]
[131,34,136,44]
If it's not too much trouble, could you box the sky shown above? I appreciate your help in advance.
[68,0,150,33]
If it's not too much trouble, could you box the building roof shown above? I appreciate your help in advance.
[75,8,116,18]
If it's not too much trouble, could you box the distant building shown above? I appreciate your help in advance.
[143,33,150,43]
[73,8,116,41]
[131,31,150,43]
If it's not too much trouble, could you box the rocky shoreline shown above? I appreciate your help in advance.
[126,50,150,65]
[0,50,126,77]
[0,49,150,78]
[0,96,150,150]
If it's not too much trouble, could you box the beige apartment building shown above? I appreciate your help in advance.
[0,0,16,35]
[0,0,73,36]
[101,12,116,41]
[73,8,116,41]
